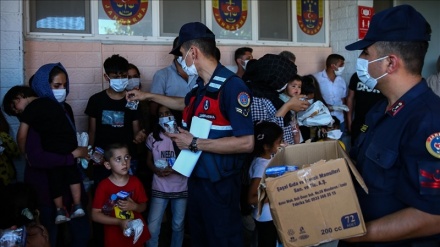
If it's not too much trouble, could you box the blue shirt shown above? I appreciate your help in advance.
[351,80,440,245]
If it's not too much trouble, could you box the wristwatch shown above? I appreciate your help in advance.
[188,137,199,153]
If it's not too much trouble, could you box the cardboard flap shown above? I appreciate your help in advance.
[336,143,369,194]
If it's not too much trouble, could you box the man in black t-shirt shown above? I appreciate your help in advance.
[346,73,385,145]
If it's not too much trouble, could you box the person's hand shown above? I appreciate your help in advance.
[71,146,89,159]
[167,127,193,150]
[126,89,149,102]
[117,198,138,212]
[287,95,310,112]
[133,129,146,144]
[119,219,131,231]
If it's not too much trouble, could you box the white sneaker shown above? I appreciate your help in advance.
[55,208,71,224]
[70,206,85,219]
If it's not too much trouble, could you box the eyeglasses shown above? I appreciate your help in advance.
[113,155,131,163]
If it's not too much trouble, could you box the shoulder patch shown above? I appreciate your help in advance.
[237,92,250,107]
[426,132,440,159]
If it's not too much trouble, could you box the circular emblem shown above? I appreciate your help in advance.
[425,132,440,159]
[213,0,248,31]
[102,0,149,25]
[296,0,323,35]
[237,92,250,107]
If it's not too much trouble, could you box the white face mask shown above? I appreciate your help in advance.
[326,129,343,140]
[334,66,345,76]
[180,49,198,76]
[241,59,250,70]
[110,78,128,92]
[52,89,66,103]
[158,116,175,125]
[356,56,388,90]
[126,78,140,90]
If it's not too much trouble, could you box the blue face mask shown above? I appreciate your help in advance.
[110,78,128,92]
[356,56,388,89]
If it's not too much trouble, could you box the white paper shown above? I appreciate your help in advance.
[172,116,212,177]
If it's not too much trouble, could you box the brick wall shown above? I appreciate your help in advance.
[25,41,332,132]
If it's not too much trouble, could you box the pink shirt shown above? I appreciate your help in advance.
[146,132,188,193]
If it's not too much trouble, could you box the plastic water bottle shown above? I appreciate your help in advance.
[265,165,299,177]
[102,194,117,216]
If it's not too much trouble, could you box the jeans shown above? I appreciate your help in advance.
[147,197,187,247]
[40,205,90,247]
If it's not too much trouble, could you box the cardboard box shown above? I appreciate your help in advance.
[258,141,368,247]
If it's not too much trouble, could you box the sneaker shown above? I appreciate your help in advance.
[55,208,70,224]
[70,204,85,219]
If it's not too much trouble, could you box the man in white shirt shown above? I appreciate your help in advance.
[313,54,347,132]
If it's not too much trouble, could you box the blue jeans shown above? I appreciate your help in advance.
[40,205,90,247]
[147,196,187,247]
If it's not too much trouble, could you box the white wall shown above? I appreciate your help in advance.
[0,0,25,181]
[329,0,373,83]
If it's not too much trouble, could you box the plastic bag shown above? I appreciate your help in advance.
[123,219,144,244]
[297,101,334,127]
[76,132,89,169]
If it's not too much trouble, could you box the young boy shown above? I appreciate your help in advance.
[91,143,150,247]
[2,86,85,224]
[85,54,144,185]
[279,75,303,144]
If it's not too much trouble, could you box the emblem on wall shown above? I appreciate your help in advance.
[213,0,248,31]
[102,0,149,25]
[297,0,323,35]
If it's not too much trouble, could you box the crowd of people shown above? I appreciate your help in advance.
[1,4,440,247]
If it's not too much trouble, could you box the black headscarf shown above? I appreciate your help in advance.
[243,54,298,125]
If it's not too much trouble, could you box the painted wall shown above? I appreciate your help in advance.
[24,41,332,132]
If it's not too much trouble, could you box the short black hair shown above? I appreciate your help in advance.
[103,54,129,75]
[2,86,37,116]
[234,47,253,61]
[181,38,217,59]
[325,54,345,68]
[279,51,296,63]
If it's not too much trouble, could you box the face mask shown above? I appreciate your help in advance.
[180,49,198,76]
[241,59,250,70]
[110,78,128,92]
[356,56,388,90]
[126,78,140,90]
[334,66,345,76]
[326,129,343,140]
[158,116,175,125]
[307,99,314,104]
[52,89,66,103]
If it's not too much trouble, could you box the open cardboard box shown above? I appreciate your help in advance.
[258,141,368,247]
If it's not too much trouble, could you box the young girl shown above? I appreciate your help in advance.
[247,121,283,247]
[145,104,187,247]
[280,74,303,144]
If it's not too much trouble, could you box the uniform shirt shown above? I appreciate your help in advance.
[351,80,440,245]
[150,63,197,97]
[184,64,254,181]
[314,69,347,123]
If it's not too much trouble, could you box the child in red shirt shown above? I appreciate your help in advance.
[91,143,150,247]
